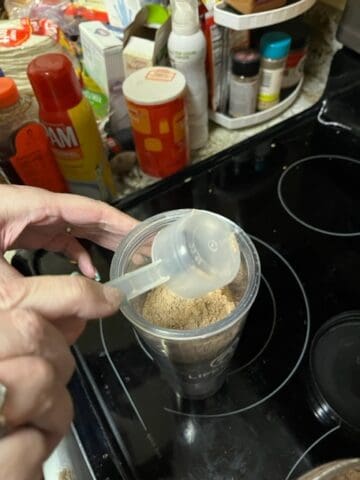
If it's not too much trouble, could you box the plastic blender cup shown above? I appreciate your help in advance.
[107,210,241,300]
[110,209,261,400]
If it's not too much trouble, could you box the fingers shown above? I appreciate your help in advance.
[0,309,74,383]
[36,233,96,278]
[28,187,139,251]
[0,275,122,320]
[0,257,22,282]
[55,193,139,251]
[0,275,122,339]
[0,428,48,480]
[0,356,73,438]
[0,185,138,254]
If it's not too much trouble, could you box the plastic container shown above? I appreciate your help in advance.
[167,0,209,150]
[0,77,68,191]
[225,0,286,15]
[110,209,261,400]
[257,32,291,111]
[27,53,116,201]
[123,66,190,178]
[229,49,260,117]
[214,0,316,31]
[108,210,241,299]
[281,20,309,94]
[296,459,360,480]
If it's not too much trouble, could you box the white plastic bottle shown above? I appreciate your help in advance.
[167,0,209,150]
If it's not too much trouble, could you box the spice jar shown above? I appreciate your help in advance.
[281,22,309,95]
[257,32,291,111]
[123,67,189,178]
[229,49,260,118]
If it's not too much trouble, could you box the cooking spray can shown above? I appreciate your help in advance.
[27,53,116,201]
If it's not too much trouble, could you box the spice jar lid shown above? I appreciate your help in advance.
[123,67,186,106]
[0,77,20,108]
[231,49,260,77]
[260,32,292,60]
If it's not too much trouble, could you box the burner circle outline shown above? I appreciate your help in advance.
[277,155,360,237]
[165,236,311,418]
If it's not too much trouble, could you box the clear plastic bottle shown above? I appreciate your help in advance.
[167,0,209,150]
[229,49,260,117]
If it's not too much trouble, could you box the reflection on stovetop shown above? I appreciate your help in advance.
[17,49,360,479]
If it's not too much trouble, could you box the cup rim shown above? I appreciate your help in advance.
[110,209,261,341]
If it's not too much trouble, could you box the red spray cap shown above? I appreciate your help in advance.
[27,53,82,111]
[0,77,20,108]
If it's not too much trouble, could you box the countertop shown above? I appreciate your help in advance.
[115,2,343,199]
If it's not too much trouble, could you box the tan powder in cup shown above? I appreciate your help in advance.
[333,469,360,480]
[142,285,236,330]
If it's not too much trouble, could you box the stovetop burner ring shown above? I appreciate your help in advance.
[278,155,360,237]
[163,237,310,418]
[228,272,276,374]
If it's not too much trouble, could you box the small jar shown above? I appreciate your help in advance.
[281,29,308,95]
[257,32,291,111]
[229,49,260,118]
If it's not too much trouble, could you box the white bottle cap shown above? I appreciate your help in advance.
[171,0,199,36]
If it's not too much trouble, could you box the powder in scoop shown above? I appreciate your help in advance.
[142,286,236,330]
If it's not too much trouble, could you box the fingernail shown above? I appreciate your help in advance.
[103,285,122,308]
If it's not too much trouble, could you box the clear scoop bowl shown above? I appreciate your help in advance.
[108,210,241,300]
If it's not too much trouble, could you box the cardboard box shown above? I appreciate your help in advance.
[79,21,124,96]
[123,36,154,77]
[103,0,142,29]
[79,21,129,130]
[122,7,171,78]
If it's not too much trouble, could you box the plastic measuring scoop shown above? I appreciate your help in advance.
[107,211,241,300]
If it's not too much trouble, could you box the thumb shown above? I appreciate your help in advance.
[0,275,122,322]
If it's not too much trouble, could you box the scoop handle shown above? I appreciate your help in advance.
[106,260,169,300]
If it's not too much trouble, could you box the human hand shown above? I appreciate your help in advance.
[0,185,138,278]
[0,274,122,479]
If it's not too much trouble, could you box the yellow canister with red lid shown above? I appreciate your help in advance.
[123,67,190,178]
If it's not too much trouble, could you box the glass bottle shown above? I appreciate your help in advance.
[229,49,260,117]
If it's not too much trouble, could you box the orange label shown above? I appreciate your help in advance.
[146,69,176,82]
[126,96,189,178]
[10,123,68,193]
[0,19,31,47]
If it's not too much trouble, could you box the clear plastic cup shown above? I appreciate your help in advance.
[110,209,261,400]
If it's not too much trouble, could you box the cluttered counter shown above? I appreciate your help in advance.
[0,0,342,202]
[115,1,343,197]
[116,71,328,197]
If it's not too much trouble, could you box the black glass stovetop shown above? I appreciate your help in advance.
[13,49,360,479]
